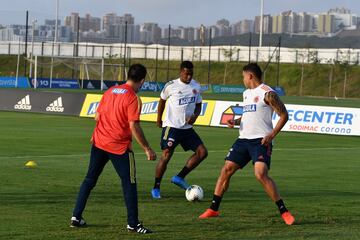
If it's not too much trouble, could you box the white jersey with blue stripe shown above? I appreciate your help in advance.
[239,83,274,139]
[160,78,202,129]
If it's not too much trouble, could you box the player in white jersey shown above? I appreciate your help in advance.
[199,63,295,225]
[151,61,208,199]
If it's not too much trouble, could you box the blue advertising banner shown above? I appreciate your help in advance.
[140,81,165,92]
[29,78,79,89]
[273,86,286,96]
[51,79,79,89]
[211,84,285,96]
[0,77,29,88]
[81,80,125,90]
[200,84,212,93]
[212,84,246,94]
[81,80,165,91]
[81,80,102,90]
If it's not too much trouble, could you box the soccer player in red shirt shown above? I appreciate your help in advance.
[70,64,156,234]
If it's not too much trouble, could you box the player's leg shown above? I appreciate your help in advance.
[172,129,208,189]
[254,161,281,201]
[252,140,295,225]
[110,151,152,234]
[71,145,109,226]
[152,148,175,193]
[152,127,178,198]
[182,143,208,173]
[214,161,240,197]
[199,139,250,219]
[199,161,240,219]
[254,162,295,225]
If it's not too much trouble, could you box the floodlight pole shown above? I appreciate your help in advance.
[50,41,54,88]
[29,19,37,78]
[55,0,59,42]
[34,55,38,89]
[276,36,281,87]
[167,24,171,81]
[207,28,212,85]
[155,46,159,82]
[16,40,21,88]
[248,32,252,63]
[122,21,128,81]
[76,16,80,57]
[101,58,104,91]
[51,0,59,88]
[24,11,29,77]
[259,0,264,47]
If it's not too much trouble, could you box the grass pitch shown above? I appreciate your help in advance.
[1,111,360,240]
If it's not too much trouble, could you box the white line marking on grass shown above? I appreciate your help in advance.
[0,154,89,159]
[276,147,360,151]
[1,147,359,159]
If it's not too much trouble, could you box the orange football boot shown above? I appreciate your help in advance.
[199,209,219,219]
[281,211,295,225]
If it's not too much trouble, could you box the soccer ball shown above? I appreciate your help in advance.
[185,185,204,201]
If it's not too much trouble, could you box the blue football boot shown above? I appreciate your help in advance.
[171,175,190,190]
[151,188,161,199]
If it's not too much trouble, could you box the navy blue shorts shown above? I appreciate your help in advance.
[225,138,272,169]
[160,126,203,151]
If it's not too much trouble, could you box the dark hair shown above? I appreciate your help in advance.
[180,60,194,70]
[243,63,262,80]
[127,64,147,82]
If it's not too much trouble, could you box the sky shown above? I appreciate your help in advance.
[0,0,359,27]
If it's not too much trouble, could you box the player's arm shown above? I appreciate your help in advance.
[128,96,156,161]
[262,91,289,145]
[92,104,102,143]
[129,121,156,161]
[187,103,202,125]
[157,98,166,128]
[226,117,242,128]
[94,112,100,121]
[95,93,107,122]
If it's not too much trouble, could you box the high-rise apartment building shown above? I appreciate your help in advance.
[254,15,272,34]
[272,15,283,33]
[298,12,312,32]
[80,14,101,32]
[318,14,336,33]
[140,23,161,43]
[216,19,231,37]
[102,13,137,42]
[64,12,79,31]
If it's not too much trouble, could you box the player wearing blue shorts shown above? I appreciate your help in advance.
[151,61,208,199]
[199,63,295,225]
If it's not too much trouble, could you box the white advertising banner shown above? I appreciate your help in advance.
[210,101,243,127]
[210,101,360,136]
[275,104,360,136]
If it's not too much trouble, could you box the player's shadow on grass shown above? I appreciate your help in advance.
[86,224,112,228]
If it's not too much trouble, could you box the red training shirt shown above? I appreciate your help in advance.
[92,83,141,154]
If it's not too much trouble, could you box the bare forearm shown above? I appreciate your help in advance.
[194,103,201,117]
[265,91,288,138]
[234,117,241,125]
[271,113,288,137]
[187,103,202,125]
[157,108,164,122]
[157,99,166,122]
[95,112,100,121]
